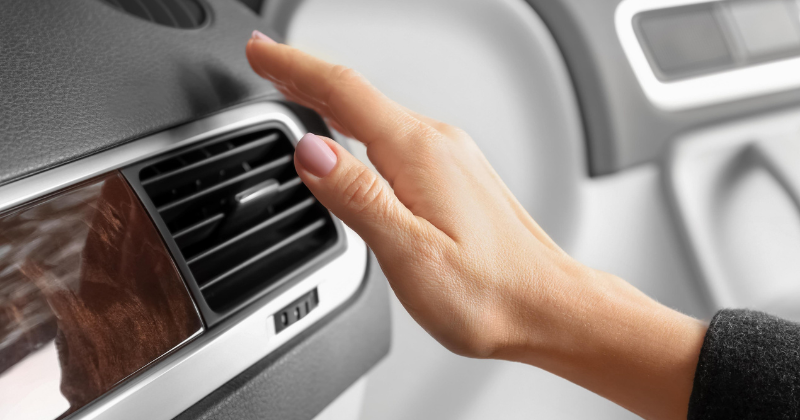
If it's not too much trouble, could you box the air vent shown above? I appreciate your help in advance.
[123,126,342,324]
[102,0,207,29]
[235,0,264,15]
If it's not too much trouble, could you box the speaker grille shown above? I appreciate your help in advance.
[102,0,206,29]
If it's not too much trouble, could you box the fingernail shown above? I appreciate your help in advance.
[296,133,337,177]
[251,30,276,44]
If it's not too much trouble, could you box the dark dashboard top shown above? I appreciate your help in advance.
[0,0,280,187]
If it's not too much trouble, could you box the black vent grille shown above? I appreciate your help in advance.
[102,0,206,29]
[124,126,341,324]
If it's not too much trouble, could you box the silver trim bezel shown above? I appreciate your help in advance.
[0,102,369,420]
[0,103,304,213]
[76,228,367,420]
[616,0,800,111]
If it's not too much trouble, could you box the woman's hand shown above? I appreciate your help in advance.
[246,31,707,420]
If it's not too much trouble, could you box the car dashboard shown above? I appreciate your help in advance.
[3,0,800,419]
[0,2,390,420]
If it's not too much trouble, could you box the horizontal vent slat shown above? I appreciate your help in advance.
[278,176,304,191]
[198,219,327,291]
[187,196,317,266]
[142,133,280,190]
[157,155,293,222]
[173,213,225,249]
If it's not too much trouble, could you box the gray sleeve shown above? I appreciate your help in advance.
[688,309,800,419]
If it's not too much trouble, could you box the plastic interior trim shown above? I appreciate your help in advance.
[74,227,366,420]
[617,0,800,110]
[666,105,800,309]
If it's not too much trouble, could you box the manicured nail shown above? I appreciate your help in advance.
[296,133,337,177]
[251,30,276,44]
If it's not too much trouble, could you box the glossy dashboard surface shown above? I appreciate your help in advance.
[0,172,202,419]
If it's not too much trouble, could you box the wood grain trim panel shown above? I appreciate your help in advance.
[0,172,203,419]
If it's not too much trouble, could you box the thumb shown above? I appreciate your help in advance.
[293,133,420,254]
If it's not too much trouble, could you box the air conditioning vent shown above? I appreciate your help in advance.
[101,0,207,29]
[124,126,342,324]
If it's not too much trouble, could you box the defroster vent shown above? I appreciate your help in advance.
[101,0,207,29]
[123,125,343,325]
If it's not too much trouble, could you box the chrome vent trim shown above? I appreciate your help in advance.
[122,119,345,326]
[0,104,306,214]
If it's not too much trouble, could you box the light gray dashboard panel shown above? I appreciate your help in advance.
[667,106,800,320]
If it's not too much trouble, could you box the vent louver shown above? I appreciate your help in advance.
[124,126,342,325]
[102,0,206,29]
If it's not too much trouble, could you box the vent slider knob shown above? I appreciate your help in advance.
[220,179,281,235]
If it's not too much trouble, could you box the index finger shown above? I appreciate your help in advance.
[246,38,434,156]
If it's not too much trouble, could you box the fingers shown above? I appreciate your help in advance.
[246,36,438,183]
[247,38,402,145]
[293,133,429,255]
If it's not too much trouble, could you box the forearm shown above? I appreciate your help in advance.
[498,265,707,420]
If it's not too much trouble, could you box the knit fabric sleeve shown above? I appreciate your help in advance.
[688,309,800,419]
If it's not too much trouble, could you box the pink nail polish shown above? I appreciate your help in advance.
[251,30,276,44]
[296,133,337,177]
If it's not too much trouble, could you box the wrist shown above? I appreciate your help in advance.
[494,261,707,420]
[489,255,603,361]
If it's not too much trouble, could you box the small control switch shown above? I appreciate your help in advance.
[274,288,319,333]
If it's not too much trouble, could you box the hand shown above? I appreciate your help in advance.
[246,31,707,420]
